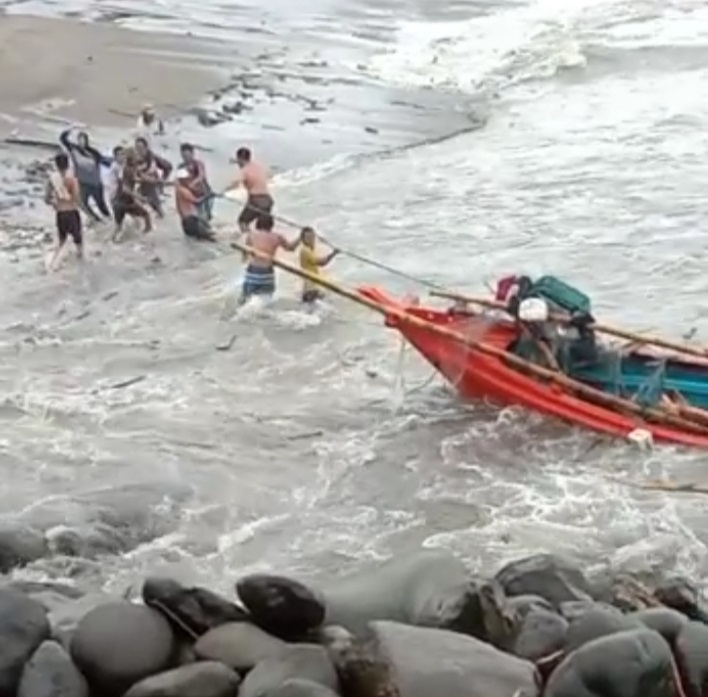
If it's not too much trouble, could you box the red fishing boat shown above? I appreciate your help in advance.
[356,283,708,449]
[233,238,708,449]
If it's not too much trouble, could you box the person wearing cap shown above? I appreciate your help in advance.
[174,167,214,241]
[221,147,273,235]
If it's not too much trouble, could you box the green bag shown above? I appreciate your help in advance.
[528,275,592,315]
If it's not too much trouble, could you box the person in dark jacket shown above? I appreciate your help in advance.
[59,127,112,222]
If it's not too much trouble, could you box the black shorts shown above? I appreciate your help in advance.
[112,195,147,226]
[238,194,273,227]
[56,210,82,245]
[181,215,214,241]
[302,289,324,304]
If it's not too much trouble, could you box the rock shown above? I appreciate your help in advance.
[514,607,568,661]
[143,577,247,638]
[319,550,484,637]
[45,524,125,557]
[0,587,51,696]
[607,575,659,612]
[564,604,641,653]
[48,592,116,648]
[0,524,48,573]
[194,622,286,672]
[369,620,540,697]
[239,645,339,697]
[545,629,678,697]
[559,600,598,622]
[17,641,88,697]
[495,554,594,609]
[673,620,708,696]
[236,575,325,639]
[70,601,175,695]
[656,577,708,622]
[261,679,339,697]
[123,662,241,697]
[631,607,687,644]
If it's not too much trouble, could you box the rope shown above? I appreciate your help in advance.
[213,193,448,291]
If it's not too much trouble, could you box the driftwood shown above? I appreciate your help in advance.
[231,242,708,438]
[610,476,708,496]
[3,137,60,151]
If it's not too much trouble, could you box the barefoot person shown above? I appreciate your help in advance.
[112,148,152,241]
[299,226,338,304]
[240,213,298,304]
[135,104,165,146]
[222,147,273,235]
[59,127,111,223]
[174,167,215,241]
[44,153,83,271]
[180,143,212,221]
[134,137,164,218]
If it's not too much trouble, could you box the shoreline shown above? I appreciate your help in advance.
[0,11,484,263]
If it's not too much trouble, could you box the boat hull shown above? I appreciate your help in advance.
[358,286,708,448]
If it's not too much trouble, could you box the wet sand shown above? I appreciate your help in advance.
[0,15,236,126]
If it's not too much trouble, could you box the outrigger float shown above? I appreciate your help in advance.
[234,242,708,449]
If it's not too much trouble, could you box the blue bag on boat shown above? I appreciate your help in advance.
[528,275,592,315]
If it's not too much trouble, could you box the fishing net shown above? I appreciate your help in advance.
[437,305,503,396]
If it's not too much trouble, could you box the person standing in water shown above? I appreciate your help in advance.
[222,147,273,235]
[135,104,165,146]
[134,137,164,218]
[111,148,152,241]
[239,213,299,304]
[179,143,212,221]
[299,227,338,304]
[174,167,215,241]
[59,127,111,223]
[44,153,83,271]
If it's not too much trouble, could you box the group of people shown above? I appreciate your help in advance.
[43,105,338,305]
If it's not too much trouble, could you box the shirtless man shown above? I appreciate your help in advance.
[44,153,83,271]
[238,213,298,304]
[222,147,273,235]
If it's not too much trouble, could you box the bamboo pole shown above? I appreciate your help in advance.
[231,242,708,437]
[430,289,708,360]
[609,476,708,496]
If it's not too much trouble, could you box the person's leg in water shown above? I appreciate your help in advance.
[140,182,163,218]
[90,184,111,218]
[239,264,275,305]
[79,183,102,222]
[181,215,215,241]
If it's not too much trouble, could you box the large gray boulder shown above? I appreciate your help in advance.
[239,645,339,697]
[17,641,88,697]
[0,587,51,696]
[194,622,286,672]
[319,550,484,637]
[123,662,241,697]
[70,602,175,695]
[370,620,540,697]
[495,554,594,609]
[546,628,677,697]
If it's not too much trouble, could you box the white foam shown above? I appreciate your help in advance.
[366,0,599,94]
[365,0,708,95]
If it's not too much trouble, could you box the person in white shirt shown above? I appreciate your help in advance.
[135,104,164,147]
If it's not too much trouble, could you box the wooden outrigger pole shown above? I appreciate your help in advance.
[231,242,708,437]
[429,289,708,360]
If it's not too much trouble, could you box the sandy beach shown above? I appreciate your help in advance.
[0,15,236,126]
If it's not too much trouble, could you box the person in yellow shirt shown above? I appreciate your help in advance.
[299,226,338,304]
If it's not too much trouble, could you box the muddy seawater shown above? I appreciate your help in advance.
[1,0,708,598]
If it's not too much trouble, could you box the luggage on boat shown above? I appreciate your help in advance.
[527,275,592,316]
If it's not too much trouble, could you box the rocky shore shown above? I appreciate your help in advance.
[1,549,705,697]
